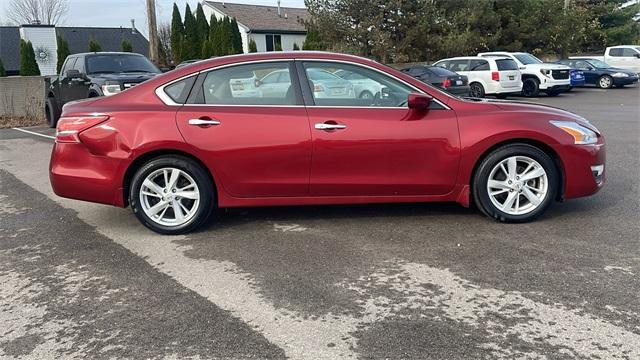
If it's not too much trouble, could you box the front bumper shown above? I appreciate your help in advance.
[553,140,606,200]
[539,77,571,91]
[612,75,639,86]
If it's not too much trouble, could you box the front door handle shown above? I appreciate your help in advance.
[315,123,346,130]
[188,119,220,126]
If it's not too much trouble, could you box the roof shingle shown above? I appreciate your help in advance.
[205,1,309,33]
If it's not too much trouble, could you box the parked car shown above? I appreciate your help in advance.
[306,68,355,99]
[557,58,639,88]
[334,69,385,100]
[478,52,571,97]
[400,65,470,96]
[432,56,522,98]
[45,52,160,127]
[568,69,586,90]
[578,46,640,74]
[257,68,357,100]
[50,51,606,234]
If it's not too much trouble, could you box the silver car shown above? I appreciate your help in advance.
[333,69,385,100]
[257,69,355,99]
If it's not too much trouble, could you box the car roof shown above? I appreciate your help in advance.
[436,56,511,62]
[72,51,146,57]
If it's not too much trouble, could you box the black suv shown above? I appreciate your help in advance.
[45,52,160,127]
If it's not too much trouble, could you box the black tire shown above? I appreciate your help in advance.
[45,97,60,128]
[469,83,485,98]
[473,144,559,223]
[521,78,540,97]
[597,75,613,89]
[129,155,215,235]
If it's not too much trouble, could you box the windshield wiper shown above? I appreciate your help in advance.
[122,70,154,73]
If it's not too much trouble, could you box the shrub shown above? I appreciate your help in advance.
[20,40,40,76]
[89,39,102,52]
[56,36,70,74]
[248,39,257,53]
[121,39,133,52]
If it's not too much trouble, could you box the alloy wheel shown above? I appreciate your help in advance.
[486,156,548,216]
[139,167,201,227]
[598,76,612,89]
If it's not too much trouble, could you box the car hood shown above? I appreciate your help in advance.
[90,72,159,82]
[487,99,599,132]
[602,67,637,75]
[524,63,571,70]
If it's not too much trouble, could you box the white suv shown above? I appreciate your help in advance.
[478,52,571,97]
[432,56,522,98]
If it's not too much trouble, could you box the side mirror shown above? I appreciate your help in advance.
[407,93,432,111]
[635,53,640,59]
[66,69,81,79]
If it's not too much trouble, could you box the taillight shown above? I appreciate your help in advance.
[491,72,500,81]
[56,115,109,143]
[442,78,451,88]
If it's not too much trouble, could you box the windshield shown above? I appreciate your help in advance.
[586,59,611,69]
[514,53,543,65]
[86,54,160,74]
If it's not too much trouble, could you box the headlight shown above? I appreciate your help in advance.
[540,69,552,77]
[550,120,598,145]
[101,81,122,96]
[611,72,629,78]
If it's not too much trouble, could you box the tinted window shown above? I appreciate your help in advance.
[621,48,639,57]
[513,53,543,65]
[164,75,196,104]
[470,60,490,71]
[609,48,623,57]
[199,62,299,105]
[495,59,519,70]
[303,62,414,107]
[61,57,76,76]
[86,54,160,74]
[427,66,455,76]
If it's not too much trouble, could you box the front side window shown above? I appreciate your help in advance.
[61,57,76,76]
[621,48,639,57]
[198,62,300,105]
[302,62,414,107]
[575,61,591,70]
[609,48,623,57]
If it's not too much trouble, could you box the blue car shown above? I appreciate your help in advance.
[557,58,639,89]
[569,69,585,89]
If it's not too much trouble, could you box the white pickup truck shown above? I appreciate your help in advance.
[575,46,640,74]
[478,52,571,97]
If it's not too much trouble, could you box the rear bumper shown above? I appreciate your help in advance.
[49,143,125,207]
[445,86,470,96]
[553,140,606,200]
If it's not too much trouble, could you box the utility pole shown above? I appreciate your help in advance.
[146,0,159,64]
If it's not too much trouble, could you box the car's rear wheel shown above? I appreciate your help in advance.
[473,144,558,223]
[129,156,214,235]
[469,83,485,98]
[45,98,60,128]
[597,75,613,89]
[522,78,540,97]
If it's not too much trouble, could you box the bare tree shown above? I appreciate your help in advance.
[6,0,69,25]
[158,22,172,66]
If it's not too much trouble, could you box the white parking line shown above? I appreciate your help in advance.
[11,128,55,140]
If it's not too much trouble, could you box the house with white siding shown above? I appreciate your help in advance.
[202,1,309,53]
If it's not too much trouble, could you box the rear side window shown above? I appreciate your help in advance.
[495,59,519,71]
[609,48,623,57]
[470,60,490,71]
[197,62,300,105]
[449,60,469,72]
[164,75,196,104]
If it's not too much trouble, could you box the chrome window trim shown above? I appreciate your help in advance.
[155,58,451,110]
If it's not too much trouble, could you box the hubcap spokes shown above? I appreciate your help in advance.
[487,156,548,216]
[140,168,200,227]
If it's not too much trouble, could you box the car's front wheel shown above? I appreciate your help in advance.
[522,78,540,97]
[473,144,558,223]
[129,155,215,235]
[597,75,613,89]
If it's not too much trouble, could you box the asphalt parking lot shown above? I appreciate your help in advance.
[1,85,639,359]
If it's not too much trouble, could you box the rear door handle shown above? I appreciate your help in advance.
[188,119,220,126]
[315,123,346,130]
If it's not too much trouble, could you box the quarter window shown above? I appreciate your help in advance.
[302,62,414,107]
[470,60,490,71]
[197,62,300,105]
[164,75,196,104]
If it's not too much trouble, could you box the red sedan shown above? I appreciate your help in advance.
[50,52,605,234]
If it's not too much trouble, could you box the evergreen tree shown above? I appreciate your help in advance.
[170,3,184,63]
[208,15,219,56]
[302,28,324,50]
[20,40,40,76]
[56,35,70,74]
[248,39,257,53]
[0,58,6,77]
[293,43,300,50]
[195,3,209,58]
[183,3,198,59]
[89,39,102,52]
[230,17,243,53]
[121,39,133,52]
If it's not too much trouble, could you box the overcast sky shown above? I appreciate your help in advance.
[0,0,306,37]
